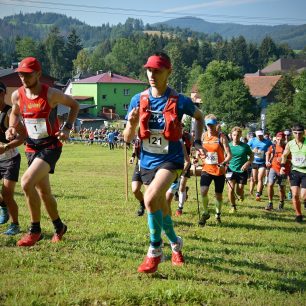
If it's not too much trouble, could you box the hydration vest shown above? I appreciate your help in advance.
[138,88,182,142]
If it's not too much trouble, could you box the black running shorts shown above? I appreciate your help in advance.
[200,171,225,194]
[0,154,21,182]
[25,147,62,174]
[289,170,306,188]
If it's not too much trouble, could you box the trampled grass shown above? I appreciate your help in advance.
[0,144,305,305]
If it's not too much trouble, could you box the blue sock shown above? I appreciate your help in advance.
[163,214,178,244]
[147,210,163,248]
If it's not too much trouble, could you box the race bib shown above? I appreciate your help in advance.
[24,118,48,139]
[254,150,264,159]
[142,130,169,154]
[292,155,306,167]
[205,152,218,165]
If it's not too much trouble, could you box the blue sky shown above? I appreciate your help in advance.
[0,0,305,26]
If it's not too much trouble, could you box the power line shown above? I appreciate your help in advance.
[0,0,305,25]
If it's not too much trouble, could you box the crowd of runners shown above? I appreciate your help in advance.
[0,54,305,275]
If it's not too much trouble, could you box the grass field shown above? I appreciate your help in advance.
[0,144,305,306]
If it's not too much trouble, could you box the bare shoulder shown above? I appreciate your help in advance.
[11,89,20,105]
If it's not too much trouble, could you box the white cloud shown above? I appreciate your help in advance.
[163,0,266,13]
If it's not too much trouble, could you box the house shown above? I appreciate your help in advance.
[261,59,306,75]
[244,75,282,130]
[72,71,148,119]
[0,68,55,102]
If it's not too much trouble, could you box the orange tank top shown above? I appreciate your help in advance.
[202,132,225,176]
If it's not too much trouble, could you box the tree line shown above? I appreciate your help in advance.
[0,18,305,132]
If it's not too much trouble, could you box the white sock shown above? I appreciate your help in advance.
[178,191,186,208]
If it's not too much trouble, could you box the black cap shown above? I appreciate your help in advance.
[0,82,6,93]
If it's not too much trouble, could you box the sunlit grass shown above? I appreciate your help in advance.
[0,143,305,305]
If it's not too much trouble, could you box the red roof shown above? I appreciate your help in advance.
[243,75,282,97]
[74,72,146,85]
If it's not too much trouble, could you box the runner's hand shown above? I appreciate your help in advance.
[56,128,70,141]
[128,107,139,128]
[5,127,17,141]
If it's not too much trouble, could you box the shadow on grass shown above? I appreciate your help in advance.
[202,220,305,232]
[53,193,88,200]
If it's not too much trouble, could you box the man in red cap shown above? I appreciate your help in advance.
[123,52,204,273]
[265,132,291,210]
[6,57,79,246]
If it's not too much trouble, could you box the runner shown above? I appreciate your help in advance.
[265,132,291,211]
[248,129,272,201]
[175,126,193,216]
[227,127,254,213]
[6,57,79,246]
[198,114,232,226]
[129,137,145,216]
[123,52,204,273]
[0,82,26,235]
[281,123,306,222]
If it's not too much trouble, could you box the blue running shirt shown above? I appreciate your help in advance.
[126,87,196,170]
[248,137,272,164]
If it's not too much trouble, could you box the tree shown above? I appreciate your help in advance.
[185,62,204,95]
[73,49,91,74]
[293,70,306,125]
[65,28,83,75]
[165,42,188,92]
[15,37,39,60]
[259,36,278,68]
[198,60,258,127]
[44,26,66,81]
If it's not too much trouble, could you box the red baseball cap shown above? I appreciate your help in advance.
[16,57,41,73]
[144,55,171,69]
[276,132,285,138]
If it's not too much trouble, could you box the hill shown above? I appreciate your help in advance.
[154,17,306,49]
[1,13,305,50]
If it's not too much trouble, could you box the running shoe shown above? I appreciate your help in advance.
[138,246,163,273]
[198,213,210,227]
[175,208,183,216]
[278,202,284,211]
[171,236,184,266]
[3,223,20,235]
[229,206,237,214]
[0,207,9,224]
[51,224,67,243]
[295,215,303,223]
[17,232,43,247]
[215,213,221,224]
[265,203,273,211]
[255,193,261,201]
[137,203,145,216]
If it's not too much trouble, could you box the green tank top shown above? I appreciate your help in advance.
[288,138,306,173]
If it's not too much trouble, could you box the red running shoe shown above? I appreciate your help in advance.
[51,224,67,243]
[138,246,163,273]
[171,236,185,266]
[17,232,43,247]
[175,208,183,216]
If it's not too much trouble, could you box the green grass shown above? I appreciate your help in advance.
[0,144,305,305]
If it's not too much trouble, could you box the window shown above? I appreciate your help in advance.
[102,95,107,99]
[123,89,130,96]
[123,104,129,110]
[113,88,117,94]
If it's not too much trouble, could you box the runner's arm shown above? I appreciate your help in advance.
[6,90,21,141]
[241,151,254,171]
[49,88,79,140]
[123,107,139,143]
[280,143,291,175]
[221,135,232,165]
